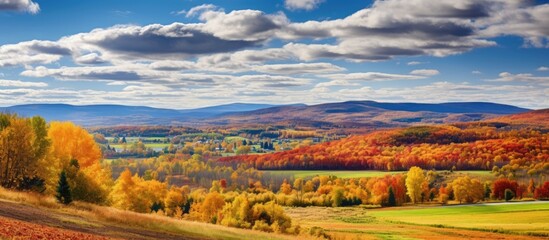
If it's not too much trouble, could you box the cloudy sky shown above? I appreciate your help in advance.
[0,0,548,109]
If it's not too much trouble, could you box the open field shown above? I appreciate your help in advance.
[264,170,493,180]
[286,202,549,239]
[0,188,292,240]
[370,202,549,236]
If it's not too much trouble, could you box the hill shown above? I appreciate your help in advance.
[207,101,529,127]
[489,108,549,127]
[219,119,548,172]
[0,103,281,126]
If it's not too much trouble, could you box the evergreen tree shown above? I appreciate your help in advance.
[504,189,514,202]
[388,186,396,207]
[56,170,72,205]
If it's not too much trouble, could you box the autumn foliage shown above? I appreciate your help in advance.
[220,125,549,172]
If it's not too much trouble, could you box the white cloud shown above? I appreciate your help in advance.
[490,72,549,85]
[184,4,219,18]
[407,61,423,65]
[285,0,324,11]
[0,0,40,14]
[256,63,345,75]
[323,72,426,82]
[472,70,482,75]
[537,66,549,71]
[410,69,440,76]
[0,79,47,87]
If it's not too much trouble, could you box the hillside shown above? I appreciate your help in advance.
[208,101,529,127]
[0,193,290,240]
[219,121,548,172]
[489,108,549,127]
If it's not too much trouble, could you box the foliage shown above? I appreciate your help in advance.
[406,167,426,204]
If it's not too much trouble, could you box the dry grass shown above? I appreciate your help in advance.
[0,186,58,208]
[0,187,297,240]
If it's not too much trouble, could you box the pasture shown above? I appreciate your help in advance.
[286,202,549,239]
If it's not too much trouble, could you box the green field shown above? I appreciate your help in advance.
[264,170,492,179]
[287,202,549,239]
[370,202,549,236]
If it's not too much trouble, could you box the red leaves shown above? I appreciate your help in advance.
[0,216,108,240]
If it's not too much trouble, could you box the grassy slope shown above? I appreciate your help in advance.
[0,188,293,240]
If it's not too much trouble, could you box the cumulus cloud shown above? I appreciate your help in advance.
[0,40,70,67]
[256,63,345,75]
[184,4,219,18]
[285,0,324,11]
[0,0,39,14]
[538,66,549,71]
[410,69,440,76]
[0,79,47,87]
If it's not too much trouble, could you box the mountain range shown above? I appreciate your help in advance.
[0,101,530,127]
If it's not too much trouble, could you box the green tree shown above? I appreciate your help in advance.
[388,186,396,207]
[56,171,72,205]
[504,188,514,202]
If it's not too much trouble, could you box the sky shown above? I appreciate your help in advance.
[0,0,548,109]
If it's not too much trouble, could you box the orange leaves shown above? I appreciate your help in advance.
[220,125,548,173]
[0,216,108,240]
[48,122,101,169]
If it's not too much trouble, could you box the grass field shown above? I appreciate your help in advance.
[287,202,548,239]
[264,170,492,179]
[370,202,549,236]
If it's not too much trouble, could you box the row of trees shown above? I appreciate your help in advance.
[221,125,548,177]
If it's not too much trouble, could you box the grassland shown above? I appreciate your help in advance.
[370,202,549,236]
[264,170,492,180]
[286,202,549,239]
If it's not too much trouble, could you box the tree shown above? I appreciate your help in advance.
[46,122,111,203]
[56,171,72,205]
[0,115,49,189]
[504,189,514,202]
[388,186,396,207]
[451,176,484,203]
[406,166,425,204]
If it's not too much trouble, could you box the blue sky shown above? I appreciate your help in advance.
[0,0,548,109]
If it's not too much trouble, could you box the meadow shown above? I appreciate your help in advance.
[286,202,549,239]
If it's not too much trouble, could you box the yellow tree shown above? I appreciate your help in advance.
[406,166,426,204]
[109,169,136,210]
[0,116,34,188]
[452,176,484,203]
[45,122,111,203]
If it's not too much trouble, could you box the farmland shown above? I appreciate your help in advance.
[286,202,549,239]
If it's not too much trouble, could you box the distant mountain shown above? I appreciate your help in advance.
[208,101,530,127]
[0,103,284,126]
[0,101,530,127]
